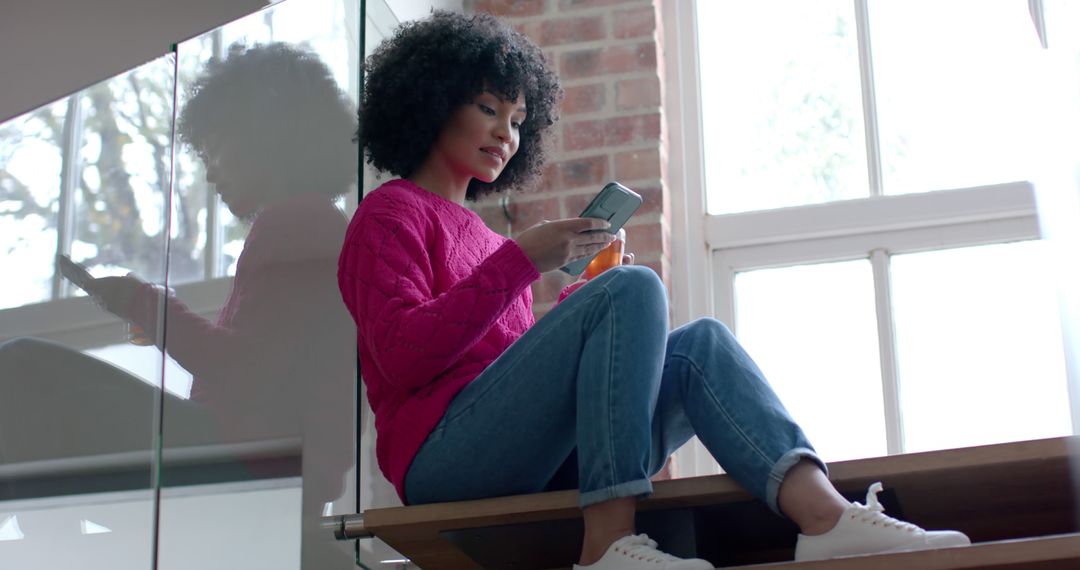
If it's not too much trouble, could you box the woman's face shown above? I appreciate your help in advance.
[431,90,528,184]
[200,137,276,217]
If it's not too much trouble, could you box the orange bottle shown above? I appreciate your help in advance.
[128,323,154,346]
[583,228,626,280]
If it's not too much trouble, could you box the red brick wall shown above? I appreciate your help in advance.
[467,0,670,318]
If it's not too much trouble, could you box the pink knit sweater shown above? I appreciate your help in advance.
[338,179,543,502]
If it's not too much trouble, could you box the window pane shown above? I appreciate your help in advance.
[1046,0,1080,51]
[892,241,1071,453]
[870,0,1043,194]
[0,100,67,309]
[697,0,868,214]
[72,59,174,285]
[735,260,887,461]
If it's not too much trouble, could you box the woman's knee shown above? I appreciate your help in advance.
[601,265,667,307]
[682,317,740,353]
[619,263,665,289]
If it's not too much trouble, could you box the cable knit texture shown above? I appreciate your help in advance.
[338,179,542,501]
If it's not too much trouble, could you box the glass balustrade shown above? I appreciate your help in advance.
[0,54,175,570]
[0,0,392,566]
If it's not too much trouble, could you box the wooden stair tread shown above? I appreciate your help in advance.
[366,436,1073,529]
[362,436,1079,569]
[736,533,1080,569]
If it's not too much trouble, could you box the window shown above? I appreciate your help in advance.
[0,0,359,316]
[0,0,360,393]
[665,0,1075,472]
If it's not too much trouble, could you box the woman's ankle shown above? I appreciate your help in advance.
[778,460,847,535]
[580,497,637,565]
[579,530,633,565]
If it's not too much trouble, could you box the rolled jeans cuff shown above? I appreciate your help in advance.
[579,477,654,509]
[765,447,828,517]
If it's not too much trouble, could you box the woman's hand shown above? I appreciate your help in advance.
[514,218,615,273]
[84,275,145,319]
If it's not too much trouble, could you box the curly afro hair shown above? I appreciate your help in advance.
[358,10,563,201]
[178,42,358,198]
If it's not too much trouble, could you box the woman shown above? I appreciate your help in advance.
[339,11,970,569]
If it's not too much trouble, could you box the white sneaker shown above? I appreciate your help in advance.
[794,482,971,561]
[573,534,714,570]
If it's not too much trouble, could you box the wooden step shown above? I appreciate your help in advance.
[737,533,1080,569]
[361,436,1080,569]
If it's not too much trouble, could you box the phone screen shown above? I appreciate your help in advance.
[56,254,95,291]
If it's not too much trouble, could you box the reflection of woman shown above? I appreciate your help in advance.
[84,43,356,463]
[1,44,357,565]
[339,11,970,569]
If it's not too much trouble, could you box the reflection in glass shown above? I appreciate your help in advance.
[160,6,360,565]
[71,62,174,285]
[3,3,363,568]
[892,241,1071,452]
[0,100,68,309]
[0,514,24,541]
[698,0,868,214]
[735,260,887,461]
[870,0,1043,194]
[0,55,174,569]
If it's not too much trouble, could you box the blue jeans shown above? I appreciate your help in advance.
[405,265,824,514]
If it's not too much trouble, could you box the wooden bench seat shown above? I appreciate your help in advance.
[344,436,1080,569]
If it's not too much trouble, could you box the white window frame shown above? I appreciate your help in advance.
[1,32,239,349]
[662,0,1072,476]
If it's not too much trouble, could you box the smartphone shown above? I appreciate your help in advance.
[560,181,642,276]
[56,254,96,292]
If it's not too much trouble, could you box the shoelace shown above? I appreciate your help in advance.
[849,482,922,533]
[614,534,683,563]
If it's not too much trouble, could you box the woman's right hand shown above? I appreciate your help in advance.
[83,275,145,319]
[514,218,615,273]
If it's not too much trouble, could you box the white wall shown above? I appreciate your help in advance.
[0,0,269,123]
[0,0,466,124]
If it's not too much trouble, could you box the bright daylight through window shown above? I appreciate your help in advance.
[694,0,1073,464]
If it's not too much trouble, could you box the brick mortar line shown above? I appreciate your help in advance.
[560,108,662,123]
[560,71,660,91]
[474,3,657,24]
[484,0,653,18]
[560,139,664,155]
[558,72,662,89]
[561,73,660,93]
[547,1,654,17]
[507,7,649,20]
[540,36,659,54]
[532,34,661,49]
[560,106,664,121]
[560,72,658,88]
[529,177,664,198]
